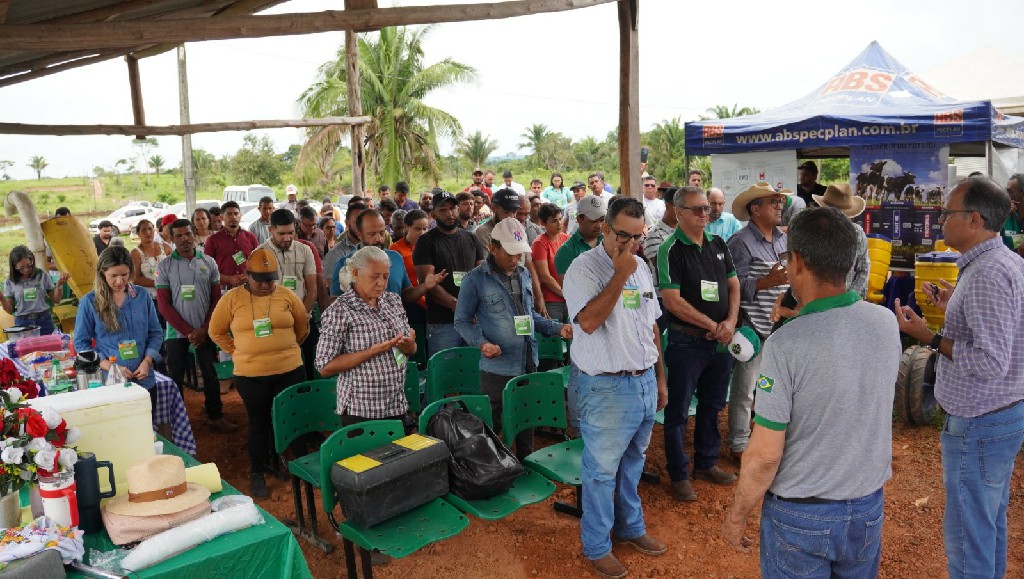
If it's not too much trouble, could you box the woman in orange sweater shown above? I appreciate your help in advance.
[209,247,309,499]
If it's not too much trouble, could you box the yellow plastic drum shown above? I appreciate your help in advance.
[914,251,960,332]
[40,215,96,300]
[866,234,892,304]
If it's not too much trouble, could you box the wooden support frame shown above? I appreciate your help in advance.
[0,0,616,51]
[0,116,372,137]
[617,0,639,199]
[126,55,146,139]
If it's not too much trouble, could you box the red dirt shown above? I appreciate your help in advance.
[183,387,1024,579]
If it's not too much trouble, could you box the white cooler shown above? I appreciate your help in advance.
[29,384,155,496]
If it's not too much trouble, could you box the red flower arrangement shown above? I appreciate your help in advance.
[0,359,37,400]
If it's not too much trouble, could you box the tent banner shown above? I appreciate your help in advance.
[850,143,949,267]
[710,150,797,214]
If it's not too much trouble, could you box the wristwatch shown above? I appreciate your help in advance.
[929,332,943,350]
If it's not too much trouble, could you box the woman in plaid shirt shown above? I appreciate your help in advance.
[316,247,417,426]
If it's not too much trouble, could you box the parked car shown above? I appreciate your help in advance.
[89,205,159,235]
[223,185,275,204]
[156,199,221,221]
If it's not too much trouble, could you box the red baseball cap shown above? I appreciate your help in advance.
[160,214,178,227]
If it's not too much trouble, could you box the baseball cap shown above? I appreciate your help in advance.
[159,214,178,227]
[432,190,457,208]
[493,188,521,212]
[577,195,607,220]
[717,326,762,362]
[797,161,818,174]
[570,181,586,191]
[491,217,531,255]
[247,247,279,279]
[286,184,298,195]
[502,170,513,178]
[472,168,484,176]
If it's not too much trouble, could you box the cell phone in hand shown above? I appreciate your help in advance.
[640,147,649,163]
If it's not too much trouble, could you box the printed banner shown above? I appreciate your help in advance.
[710,150,798,215]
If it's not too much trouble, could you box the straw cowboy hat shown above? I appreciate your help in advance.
[732,181,792,221]
[104,455,210,516]
[813,183,866,218]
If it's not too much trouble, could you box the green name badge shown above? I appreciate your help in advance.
[393,347,407,367]
[232,251,245,265]
[514,314,533,336]
[283,276,298,291]
[253,317,273,338]
[181,284,196,301]
[165,325,180,340]
[700,280,720,302]
[622,285,640,309]
[452,271,466,287]
[118,340,139,360]
[22,288,37,302]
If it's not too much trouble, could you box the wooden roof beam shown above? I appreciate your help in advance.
[0,50,130,88]
[0,116,373,137]
[127,55,146,139]
[129,0,287,60]
[0,0,616,51]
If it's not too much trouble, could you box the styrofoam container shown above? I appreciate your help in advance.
[29,384,154,496]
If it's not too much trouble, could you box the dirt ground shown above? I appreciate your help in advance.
[183,386,1024,579]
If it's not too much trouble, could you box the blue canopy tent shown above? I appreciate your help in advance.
[685,41,1024,159]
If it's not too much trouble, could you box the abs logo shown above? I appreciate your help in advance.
[703,124,724,148]
[934,109,963,137]
[817,69,893,106]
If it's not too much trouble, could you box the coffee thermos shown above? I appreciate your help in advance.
[73,452,116,533]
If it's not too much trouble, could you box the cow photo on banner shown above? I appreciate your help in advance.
[850,143,949,267]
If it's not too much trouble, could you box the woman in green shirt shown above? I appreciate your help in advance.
[541,172,573,208]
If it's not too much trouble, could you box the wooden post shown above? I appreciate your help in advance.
[178,45,196,218]
[617,0,639,199]
[126,55,146,140]
[345,29,365,197]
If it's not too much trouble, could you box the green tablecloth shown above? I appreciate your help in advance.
[69,437,313,579]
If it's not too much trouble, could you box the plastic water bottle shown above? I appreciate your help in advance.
[48,359,61,390]
[105,357,125,386]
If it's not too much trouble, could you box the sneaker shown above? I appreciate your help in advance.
[207,416,238,433]
[612,534,667,556]
[693,465,738,486]
[250,473,269,499]
[670,479,697,502]
[589,554,627,579]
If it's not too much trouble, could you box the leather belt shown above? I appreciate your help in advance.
[765,491,837,505]
[668,323,709,339]
[599,369,650,377]
[980,398,1024,417]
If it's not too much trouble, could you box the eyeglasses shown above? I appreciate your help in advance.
[939,209,986,222]
[610,227,645,243]
[679,205,712,215]
[762,198,785,207]
[15,262,34,271]
[642,183,657,188]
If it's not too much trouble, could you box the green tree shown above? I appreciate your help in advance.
[0,160,12,180]
[700,104,761,120]
[28,156,48,180]
[148,154,165,175]
[642,116,687,184]
[299,26,476,187]
[518,123,550,164]
[457,131,498,167]
[230,134,287,186]
[572,136,606,171]
[536,132,573,171]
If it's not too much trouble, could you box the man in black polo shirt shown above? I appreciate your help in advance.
[657,186,741,502]
[796,161,826,208]
[413,191,487,357]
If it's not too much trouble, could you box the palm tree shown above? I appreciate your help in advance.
[518,123,550,163]
[457,131,498,167]
[700,104,761,120]
[148,155,165,175]
[28,156,48,180]
[298,26,476,187]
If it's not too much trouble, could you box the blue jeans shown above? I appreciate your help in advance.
[941,400,1024,579]
[760,488,884,579]
[427,323,467,358]
[663,331,733,481]
[578,368,657,560]
[15,313,56,336]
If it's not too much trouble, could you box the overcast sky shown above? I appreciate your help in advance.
[1,0,1022,180]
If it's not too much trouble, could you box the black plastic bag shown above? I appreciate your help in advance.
[427,405,524,500]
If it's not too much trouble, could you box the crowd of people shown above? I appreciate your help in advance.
[15,164,1023,578]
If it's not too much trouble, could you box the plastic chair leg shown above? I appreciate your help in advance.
[303,480,332,552]
[552,485,583,518]
[285,475,333,553]
[343,538,359,579]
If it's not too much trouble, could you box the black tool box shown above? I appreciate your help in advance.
[330,433,450,527]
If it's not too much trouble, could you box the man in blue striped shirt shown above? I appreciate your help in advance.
[895,177,1024,579]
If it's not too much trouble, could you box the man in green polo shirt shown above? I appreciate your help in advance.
[156,219,237,433]
[722,207,900,577]
[658,186,741,501]
[555,195,606,276]
[1003,174,1023,254]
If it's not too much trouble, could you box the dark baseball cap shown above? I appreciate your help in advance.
[432,190,457,208]
[493,188,521,212]
[502,170,513,178]
[797,161,818,174]
[570,181,586,191]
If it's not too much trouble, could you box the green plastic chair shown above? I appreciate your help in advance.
[272,379,343,553]
[502,372,584,517]
[410,323,428,369]
[417,395,555,521]
[404,364,423,415]
[320,420,469,578]
[549,366,572,389]
[214,360,233,381]
[535,332,567,362]
[426,347,481,403]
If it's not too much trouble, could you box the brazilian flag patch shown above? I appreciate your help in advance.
[756,374,774,393]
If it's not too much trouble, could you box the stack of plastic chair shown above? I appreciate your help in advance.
[866,234,892,304]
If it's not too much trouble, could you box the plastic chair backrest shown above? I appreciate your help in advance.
[404,364,422,414]
[427,347,481,402]
[535,333,566,361]
[272,379,342,454]
[410,323,428,369]
[417,394,493,433]
[319,419,405,513]
[501,371,567,446]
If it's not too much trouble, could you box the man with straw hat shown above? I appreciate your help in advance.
[725,182,791,465]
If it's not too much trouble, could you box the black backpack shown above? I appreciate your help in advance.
[427,404,524,500]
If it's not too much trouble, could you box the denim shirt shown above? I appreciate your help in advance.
[455,259,564,376]
[74,285,163,388]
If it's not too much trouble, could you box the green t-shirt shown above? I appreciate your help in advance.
[554,231,604,275]
[1002,213,1023,250]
